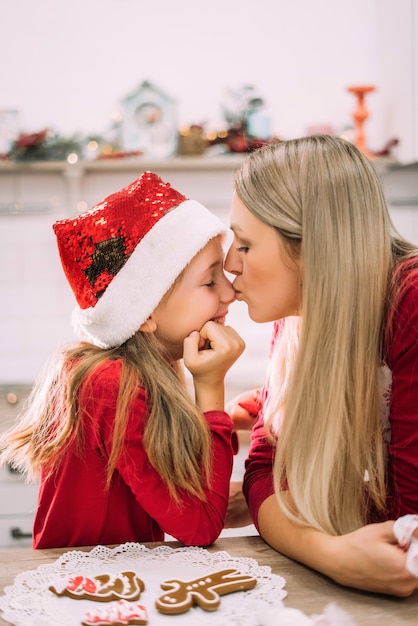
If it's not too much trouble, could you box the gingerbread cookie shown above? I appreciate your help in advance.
[81,599,148,625]
[155,567,257,614]
[49,571,144,602]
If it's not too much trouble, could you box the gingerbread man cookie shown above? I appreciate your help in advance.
[49,571,144,602]
[155,568,257,614]
[81,599,148,625]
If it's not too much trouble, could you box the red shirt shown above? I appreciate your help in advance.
[243,278,418,528]
[33,360,236,548]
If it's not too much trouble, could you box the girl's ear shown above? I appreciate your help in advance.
[139,315,157,333]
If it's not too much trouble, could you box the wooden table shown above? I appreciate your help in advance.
[0,535,417,625]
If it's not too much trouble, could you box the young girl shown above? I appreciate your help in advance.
[224,135,418,596]
[0,171,244,549]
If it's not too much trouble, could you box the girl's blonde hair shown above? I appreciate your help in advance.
[0,329,211,501]
[235,134,418,534]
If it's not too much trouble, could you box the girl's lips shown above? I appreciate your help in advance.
[212,310,229,324]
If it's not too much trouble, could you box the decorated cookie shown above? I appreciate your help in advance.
[49,571,144,602]
[81,599,148,625]
[155,568,257,614]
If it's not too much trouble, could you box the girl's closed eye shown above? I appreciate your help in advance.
[203,263,226,287]
[237,244,250,253]
[202,271,219,287]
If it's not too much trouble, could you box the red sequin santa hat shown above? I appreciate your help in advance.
[53,171,226,348]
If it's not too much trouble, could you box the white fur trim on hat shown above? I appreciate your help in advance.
[72,200,226,348]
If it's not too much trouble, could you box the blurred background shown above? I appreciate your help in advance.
[0,0,416,161]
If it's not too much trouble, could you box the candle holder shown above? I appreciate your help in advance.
[347,85,376,156]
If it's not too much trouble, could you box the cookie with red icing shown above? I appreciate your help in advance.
[49,571,144,602]
[155,568,257,614]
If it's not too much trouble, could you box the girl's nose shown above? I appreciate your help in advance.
[220,273,236,303]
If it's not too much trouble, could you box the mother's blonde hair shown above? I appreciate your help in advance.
[235,135,418,534]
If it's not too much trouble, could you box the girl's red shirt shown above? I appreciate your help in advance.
[33,359,237,549]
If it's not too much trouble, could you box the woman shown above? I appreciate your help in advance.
[225,135,418,596]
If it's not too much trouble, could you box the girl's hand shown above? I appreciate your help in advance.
[183,322,245,411]
[226,389,261,430]
[184,322,245,383]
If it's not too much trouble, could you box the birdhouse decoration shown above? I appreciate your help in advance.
[120,80,178,158]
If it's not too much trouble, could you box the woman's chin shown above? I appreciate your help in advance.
[247,307,261,322]
[248,308,274,324]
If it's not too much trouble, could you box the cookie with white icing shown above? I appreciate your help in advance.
[81,599,148,625]
[155,568,257,614]
[49,571,144,602]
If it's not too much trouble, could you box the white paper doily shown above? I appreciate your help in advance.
[0,542,287,626]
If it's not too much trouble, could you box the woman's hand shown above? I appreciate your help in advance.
[183,322,245,411]
[258,494,418,597]
[224,481,253,528]
[328,521,418,597]
[226,389,261,430]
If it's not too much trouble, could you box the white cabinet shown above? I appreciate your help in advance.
[0,384,38,550]
[0,155,245,218]
[0,466,37,550]
[380,161,418,245]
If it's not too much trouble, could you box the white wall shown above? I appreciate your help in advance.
[1,0,399,154]
[376,0,418,163]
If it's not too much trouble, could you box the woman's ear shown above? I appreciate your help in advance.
[139,315,157,333]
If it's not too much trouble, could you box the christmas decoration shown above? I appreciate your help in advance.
[210,85,280,153]
[7,129,84,162]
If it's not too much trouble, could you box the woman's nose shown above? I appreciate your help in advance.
[224,246,240,276]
